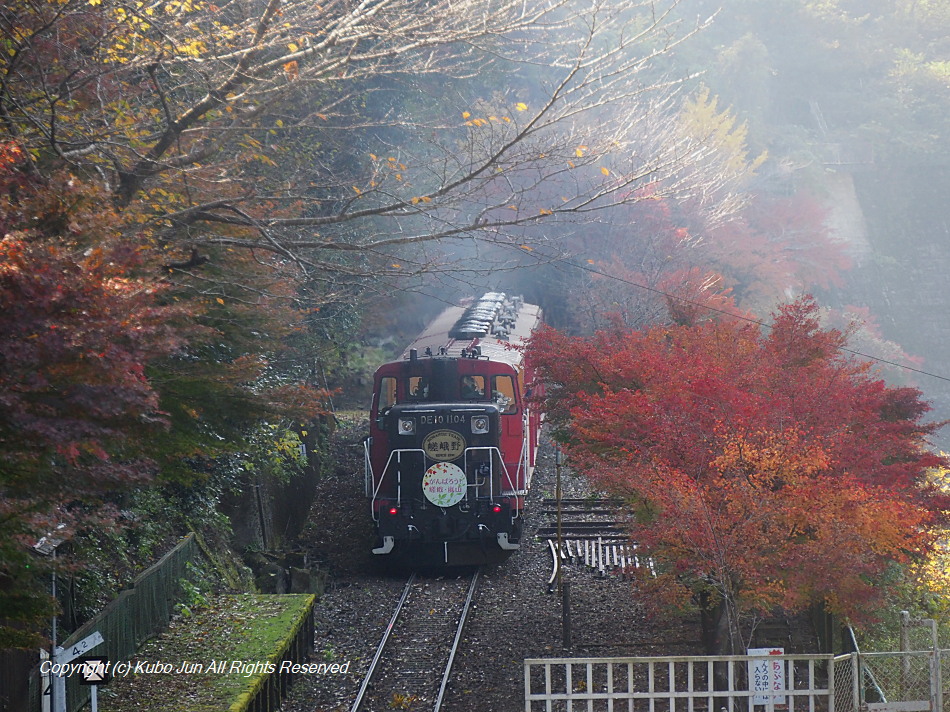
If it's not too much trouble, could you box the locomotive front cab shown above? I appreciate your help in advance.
[364,292,541,565]
[366,362,527,563]
[376,401,508,494]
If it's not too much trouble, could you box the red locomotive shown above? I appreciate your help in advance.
[366,293,543,566]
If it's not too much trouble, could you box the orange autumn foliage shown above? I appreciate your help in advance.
[528,297,949,626]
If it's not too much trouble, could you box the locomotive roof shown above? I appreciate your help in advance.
[399,293,541,369]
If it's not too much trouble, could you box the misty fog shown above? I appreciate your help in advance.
[387,1,950,450]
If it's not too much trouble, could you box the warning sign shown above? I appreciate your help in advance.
[748,648,785,706]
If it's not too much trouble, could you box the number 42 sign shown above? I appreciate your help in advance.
[58,631,104,665]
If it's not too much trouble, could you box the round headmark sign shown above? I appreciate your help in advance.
[422,462,467,508]
[422,429,466,462]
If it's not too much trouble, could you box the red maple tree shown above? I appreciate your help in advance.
[0,148,190,645]
[0,142,333,646]
[0,159,181,497]
[527,297,948,653]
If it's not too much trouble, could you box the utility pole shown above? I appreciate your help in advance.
[555,446,571,649]
[34,526,67,712]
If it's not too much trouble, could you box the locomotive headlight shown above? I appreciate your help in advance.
[471,415,490,434]
[398,417,415,435]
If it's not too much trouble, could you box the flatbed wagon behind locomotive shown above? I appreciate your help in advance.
[365,293,543,566]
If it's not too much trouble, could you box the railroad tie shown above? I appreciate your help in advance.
[546,537,655,580]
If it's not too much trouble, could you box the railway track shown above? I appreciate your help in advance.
[350,569,480,712]
[540,497,652,586]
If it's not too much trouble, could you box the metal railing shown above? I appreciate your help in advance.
[367,446,517,518]
[859,650,945,712]
[29,534,202,712]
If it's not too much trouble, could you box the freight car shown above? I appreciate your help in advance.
[365,293,543,566]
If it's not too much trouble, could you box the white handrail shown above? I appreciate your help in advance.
[371,446,522,510]
[369,448,427,520]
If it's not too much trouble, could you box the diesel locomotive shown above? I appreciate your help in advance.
[365,293,543,566]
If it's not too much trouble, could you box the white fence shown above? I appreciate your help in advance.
[524,654,849,712]
[525,652,950,712]
[524,614,949,712]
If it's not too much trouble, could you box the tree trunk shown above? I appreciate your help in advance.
[700,592,733,656]
[700,592,734,695]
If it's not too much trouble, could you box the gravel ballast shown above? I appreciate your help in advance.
[282,421,702,711]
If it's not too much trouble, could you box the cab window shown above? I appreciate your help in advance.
[491,375,517,413]
[377,376,397,412]
[408,376,429,400]
[460,375,486,399]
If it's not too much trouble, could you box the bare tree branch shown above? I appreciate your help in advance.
[0,0,744,290]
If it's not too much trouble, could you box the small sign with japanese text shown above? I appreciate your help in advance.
[748,647,785,706]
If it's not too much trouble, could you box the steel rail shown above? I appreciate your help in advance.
[349,572,416,712]
[432,568,481,712]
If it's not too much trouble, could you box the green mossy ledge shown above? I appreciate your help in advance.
[227,594,315,712]
[100,594,316,712]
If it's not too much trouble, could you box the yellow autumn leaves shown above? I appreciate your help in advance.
[910,458,950,616]
[463,114,511,127]
[85,0,238,63]
[460,100,527,126]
